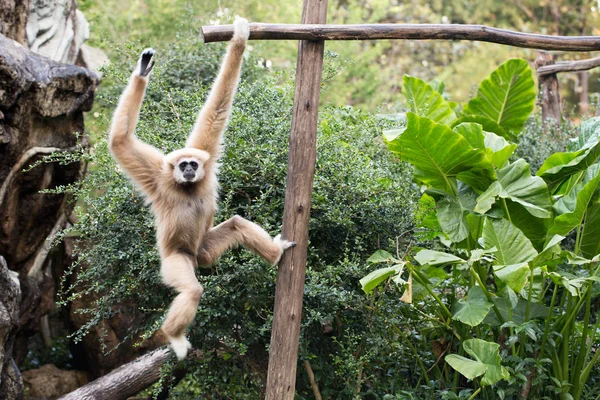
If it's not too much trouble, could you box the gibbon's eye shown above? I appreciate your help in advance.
[179,161,188,171]
[190,161,198,170]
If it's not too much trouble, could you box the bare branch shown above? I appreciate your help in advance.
[202,23,600,51]
[58,348,171,400]
[303,360,322,400]
[537,56,600,76]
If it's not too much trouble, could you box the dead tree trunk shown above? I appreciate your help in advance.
[535,52,562,127]
[265,0,328,398]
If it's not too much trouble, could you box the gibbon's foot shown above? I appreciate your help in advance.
[169,335,192,360]
[138,48,155,77]
[233,16,250,41]
[273,234,296,265]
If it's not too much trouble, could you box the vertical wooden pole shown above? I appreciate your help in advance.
[535,51,562,127]
[266,0,328,398]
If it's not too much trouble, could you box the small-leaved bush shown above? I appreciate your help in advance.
[363,59,600,399]
[60,32,420,397]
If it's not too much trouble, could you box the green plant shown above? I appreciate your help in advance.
[362,59,600,399]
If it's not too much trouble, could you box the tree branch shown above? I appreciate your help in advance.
[58,348,172,400]
[201,23,600,51]
[303,360,322,400]
[537,56,600,76]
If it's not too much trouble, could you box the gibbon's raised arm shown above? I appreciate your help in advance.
[186,17,250,157]
[109,49,165,196]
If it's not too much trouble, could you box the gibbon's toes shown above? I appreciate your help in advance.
[274,234,295,250]
[138,48,155,77]
[169,336,192,360]
[233,16,250,41]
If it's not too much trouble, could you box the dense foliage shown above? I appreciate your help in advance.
[60,34,420,397]
[363,60,600,399]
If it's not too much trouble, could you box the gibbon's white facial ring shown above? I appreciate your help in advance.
[174,157,204,184]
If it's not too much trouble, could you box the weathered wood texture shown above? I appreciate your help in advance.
[202,23,600,51]
[537,56,600,76]
[58,348,170,400]
[265,0,328,399]
[535,52,561,125]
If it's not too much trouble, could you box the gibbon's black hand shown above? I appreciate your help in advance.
[139,48,155,77]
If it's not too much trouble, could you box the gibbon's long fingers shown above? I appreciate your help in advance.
[186,17,250,155]
[160,252,204,360]
[109,49,155,146]
[197,215,293,266]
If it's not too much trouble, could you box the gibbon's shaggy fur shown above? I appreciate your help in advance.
[108,17,294,360]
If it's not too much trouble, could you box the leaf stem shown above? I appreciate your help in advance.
[467,387,482,400]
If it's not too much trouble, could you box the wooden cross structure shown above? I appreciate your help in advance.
[200,1,600,398]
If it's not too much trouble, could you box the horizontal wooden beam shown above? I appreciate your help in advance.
[201,23,600,51]
[537,56,600,76]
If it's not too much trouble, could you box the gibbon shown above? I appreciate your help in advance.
[108,17,294,360]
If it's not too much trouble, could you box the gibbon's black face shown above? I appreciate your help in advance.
[173,157,204,184]
[179,160,199,180]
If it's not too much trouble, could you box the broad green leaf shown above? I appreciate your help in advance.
[385,113,493,193]
[452,115,513,142]
[414,249,465,266]
[436,194,470,242]
[538,126,600,192]
[493,262,529,293]
[482,218,538,265]
[453,123,516,168]
[403,75,456,125]
[475,160,552,218]
[567,116,600,151]
[367,250,396,264]
[580,190,600,258]
[446,339,510,386]
[549,164,600,238]
[454,122,486,149]
[484,131,517,168]
[504,200,551,251]
[464,59,536,135]
[429,79,445,94]
[546,271,588,297]
[452,286,493,326]
[360,263,404,294]
[484,297,548,326]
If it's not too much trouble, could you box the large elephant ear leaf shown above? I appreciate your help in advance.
[385,113,492,193]
[403,75,456,125]
[464,59,536,135]
[446,339,510,386]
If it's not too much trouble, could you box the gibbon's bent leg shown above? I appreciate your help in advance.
[197,216,296,266]
[160,252,204,360]
[109,48,164,196]
[186,17,249,160]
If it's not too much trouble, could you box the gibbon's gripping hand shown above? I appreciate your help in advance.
[232,16,250,43]
[138,48,155,77]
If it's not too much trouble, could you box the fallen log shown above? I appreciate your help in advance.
[58,348,171,400]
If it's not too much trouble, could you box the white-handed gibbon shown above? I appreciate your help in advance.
[108,17,294,360]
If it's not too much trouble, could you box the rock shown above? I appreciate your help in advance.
[78,43,109,76]
[0,256,23,400]
[0,33,98,365]
[26,0,89,65]
[22,364,87,400]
